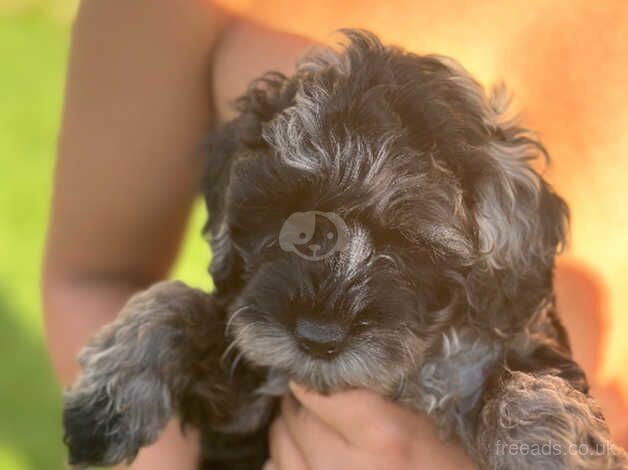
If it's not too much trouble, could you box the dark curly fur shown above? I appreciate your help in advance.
[63,30,628,469]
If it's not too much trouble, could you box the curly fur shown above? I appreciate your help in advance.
[476,372,626,470]
[63,30,627,469]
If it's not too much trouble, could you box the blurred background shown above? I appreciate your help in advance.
[1,0,627,468]
[0,2,210,468]
[0,3,74,468]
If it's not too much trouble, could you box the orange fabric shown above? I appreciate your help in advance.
[215,0,628,388]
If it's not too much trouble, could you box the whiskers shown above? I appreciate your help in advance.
[221,309,277,379]
[224,304,255,336]
[220,307,254,378]
[228,350,246,379]
[401,325,422,371]
[219,337,241,378]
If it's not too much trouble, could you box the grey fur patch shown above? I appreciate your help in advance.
[405,327,502,441]
[476,372,628,470]
[63,282,189,467]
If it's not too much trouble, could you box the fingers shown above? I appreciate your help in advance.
[282,392,346,443]
[280,392,353,468]
[268,415,309,470]
[280,385,477,470]
[289,381,413,444]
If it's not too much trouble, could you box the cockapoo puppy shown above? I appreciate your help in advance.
[63,30,628,470]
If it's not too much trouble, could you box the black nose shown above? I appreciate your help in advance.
[295,319,346,359]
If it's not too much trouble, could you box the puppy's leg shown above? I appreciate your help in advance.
[63,281,238,468]
[474,369,628,470]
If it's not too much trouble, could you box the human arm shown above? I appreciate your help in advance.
[42,1,310,468]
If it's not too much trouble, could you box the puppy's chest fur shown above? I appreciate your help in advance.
[403,327,503,442]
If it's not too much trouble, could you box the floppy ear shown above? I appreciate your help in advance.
[383,50,568,329]
[201,72,297,291]
[382,52,568,276]
[472,94,569,277]
[463,89,569,331]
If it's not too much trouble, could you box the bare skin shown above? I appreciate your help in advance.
[43,1,626,469]
[265,383,475,470]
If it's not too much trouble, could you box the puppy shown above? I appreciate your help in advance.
[63,30,628,469]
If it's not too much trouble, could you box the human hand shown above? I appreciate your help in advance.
[265,382,476,470]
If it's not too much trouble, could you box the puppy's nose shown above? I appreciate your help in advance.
[295,319,346,359]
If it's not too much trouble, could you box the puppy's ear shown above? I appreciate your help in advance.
[463,88,569,330]
[385,53,568,276]
[471,90,568,277]
[386,52,567,328]
[202,72,297,291]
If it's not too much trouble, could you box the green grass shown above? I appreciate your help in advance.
[0,6,211,469]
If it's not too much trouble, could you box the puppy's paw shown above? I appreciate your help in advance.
[63,373,171,468]
[477,372,628,470]
[63,386,130,468]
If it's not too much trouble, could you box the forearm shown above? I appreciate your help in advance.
[44,0,230,466]
[44,0,230,381]
[42,275,140,385]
